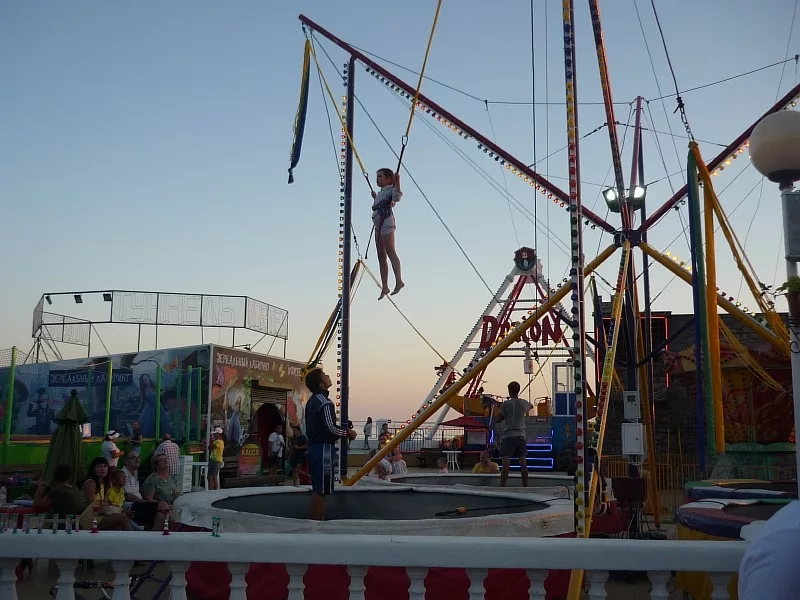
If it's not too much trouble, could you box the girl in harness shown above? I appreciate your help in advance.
[371,168,404,300]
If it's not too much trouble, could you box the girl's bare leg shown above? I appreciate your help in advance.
[377,236,391,299]
[382,232,404,295]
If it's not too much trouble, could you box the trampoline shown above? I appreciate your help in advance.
[174,484,574,537]
[388,473,572,499]
[675,498,791,540]
[175,485,577,600]
[685,479,798,502]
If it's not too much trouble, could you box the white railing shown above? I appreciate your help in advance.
[0,532,746,600]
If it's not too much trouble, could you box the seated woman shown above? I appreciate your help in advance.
[472,450,500,474]
[142,454,182,531]
[80,457,134,531]
[142,454,181,505]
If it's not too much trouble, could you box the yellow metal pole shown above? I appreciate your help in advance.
[344,244,619,485]
[639,243,785,351]
[691,145,789,348]
[566,243,630,600]
[702,177,726,455]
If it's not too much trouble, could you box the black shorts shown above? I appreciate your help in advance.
[267,454,281,467]
[500,436,527,459]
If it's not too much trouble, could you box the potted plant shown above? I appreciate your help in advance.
[776,276,800,318]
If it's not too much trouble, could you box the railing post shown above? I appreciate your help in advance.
[286,564,307,600]
[111,560,133,600]
[0,559,19,600]
[407,567,427,600]
[467,568,487,600]
[168,561,190,600]
[709,572,733,600]
[54,559,78,600]
[347,565,367,600]
[526,569,547,600]
[586,571,608,599]
[228,562,249,600]
[648,571,671,599]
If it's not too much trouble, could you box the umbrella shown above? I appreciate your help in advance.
[43,389,88,484]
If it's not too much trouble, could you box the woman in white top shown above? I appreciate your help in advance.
[363,417,373,449]
[101,430,124,468]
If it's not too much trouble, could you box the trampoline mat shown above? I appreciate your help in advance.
[676,500,789,539]
[212,490,547,521]
[392,475,567,488]
[686,480,797,501]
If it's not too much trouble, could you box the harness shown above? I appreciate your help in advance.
[372,197,394,248]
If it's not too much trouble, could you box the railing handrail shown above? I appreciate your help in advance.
[0,532,746,572]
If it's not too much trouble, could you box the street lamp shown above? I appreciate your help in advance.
[749,109,800,492]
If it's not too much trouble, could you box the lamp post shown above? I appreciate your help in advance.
[749,109,800,493]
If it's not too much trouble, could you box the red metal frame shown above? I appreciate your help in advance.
[298,14,616,235]
[465,276,529,398]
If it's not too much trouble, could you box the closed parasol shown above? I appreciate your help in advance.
[43,389,88,484]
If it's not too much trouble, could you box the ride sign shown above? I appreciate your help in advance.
[237,443,263,477]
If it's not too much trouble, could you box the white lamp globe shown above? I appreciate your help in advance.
[749,110,800,186]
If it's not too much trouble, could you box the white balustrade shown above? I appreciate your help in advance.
[0,532,745,600]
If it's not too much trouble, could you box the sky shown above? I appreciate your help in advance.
[1,0,798,423]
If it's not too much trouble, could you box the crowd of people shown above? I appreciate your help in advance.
[33,427,227,532]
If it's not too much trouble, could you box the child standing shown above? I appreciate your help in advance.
[437,457,449,474]
[371,169,404,300]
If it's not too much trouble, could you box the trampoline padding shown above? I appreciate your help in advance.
[675,499,789,539]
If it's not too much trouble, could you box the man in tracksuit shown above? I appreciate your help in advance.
[304,368,356,521]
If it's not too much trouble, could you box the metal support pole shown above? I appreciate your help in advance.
[340,55,356,478]
[197,368,203,443]
[155,365,162,440]
[781,186,800,497]
[104,359,113,435]
[3,347,17,456]
[186,366,193,442]
[562,0,590,539]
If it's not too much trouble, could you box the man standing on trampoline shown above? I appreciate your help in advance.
[304,368,357,521]
[496,381,532,488]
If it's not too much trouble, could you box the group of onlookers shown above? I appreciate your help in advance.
[34,427,202,532]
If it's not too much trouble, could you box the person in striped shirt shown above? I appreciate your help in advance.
[303,368,356,521]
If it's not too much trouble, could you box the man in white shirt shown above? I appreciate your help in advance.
[738,500,800,599]
[267,425,285,478]
[121,451,142,501]
[153,433,181,475]
[101,430,123,468]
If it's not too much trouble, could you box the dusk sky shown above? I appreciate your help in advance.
[1,1,797,422]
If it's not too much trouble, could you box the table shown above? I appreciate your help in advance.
[443,451,461,471]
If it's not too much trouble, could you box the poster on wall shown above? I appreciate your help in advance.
[210,346,308,449]
[237,443,263,476]
[1,345,210,440]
